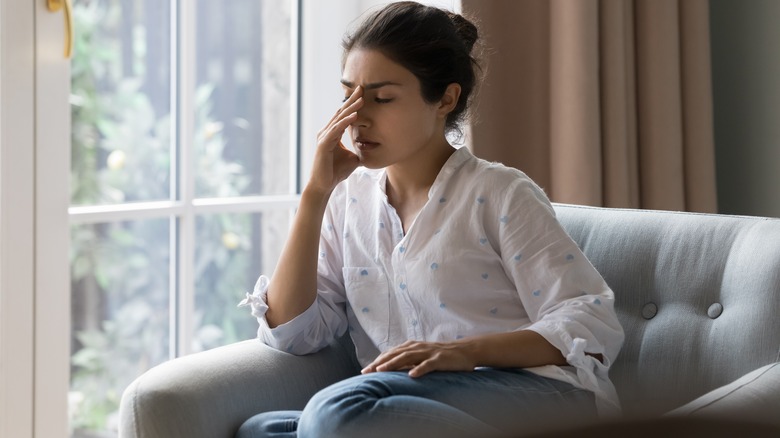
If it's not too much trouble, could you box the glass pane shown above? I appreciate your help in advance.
[70,219,170,436]
[194,0,292,198]
[71,0,172,206]
[193,210,291,352]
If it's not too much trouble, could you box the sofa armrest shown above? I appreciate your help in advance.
[119,336,359,438]
[667,362,780,427]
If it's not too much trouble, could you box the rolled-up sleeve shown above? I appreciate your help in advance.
[238,189,350,355]
[498,176,624,413]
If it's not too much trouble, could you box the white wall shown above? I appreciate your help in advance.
[710,0,780,218]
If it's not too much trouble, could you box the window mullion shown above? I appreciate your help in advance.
[291,0,303,195]
[173,0,197,358]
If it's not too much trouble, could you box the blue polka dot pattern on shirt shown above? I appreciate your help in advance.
[399,283,407,290]
[350,197,358,203]
[360,269,369,276]
[594,298,602,305]
[399,246,406,253]
[481,273,489,280]
[477,196,485,204]
[261,148,626,412]
[532,290,541,297]
[362,307,370,313]
[566,254,575,261]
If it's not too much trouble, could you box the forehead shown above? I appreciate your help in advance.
[341,49,415,88]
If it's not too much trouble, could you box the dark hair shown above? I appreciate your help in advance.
[342,1,481,134]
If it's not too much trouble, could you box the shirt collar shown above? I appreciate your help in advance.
[427,146,472,199]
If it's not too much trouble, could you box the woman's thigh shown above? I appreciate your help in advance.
[301,368,596,436]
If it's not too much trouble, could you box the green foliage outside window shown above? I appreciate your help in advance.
[69,1,258,434]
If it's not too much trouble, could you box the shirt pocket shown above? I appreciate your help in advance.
[343,267,390,347]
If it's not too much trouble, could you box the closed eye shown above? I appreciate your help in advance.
[374,98,393,104]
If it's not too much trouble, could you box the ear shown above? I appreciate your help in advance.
[437,83,462,119]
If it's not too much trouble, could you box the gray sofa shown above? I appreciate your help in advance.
[119,204,780,437]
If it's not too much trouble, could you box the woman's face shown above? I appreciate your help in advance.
[341,48,447,169]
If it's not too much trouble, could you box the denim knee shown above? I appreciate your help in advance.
[236,411,301,438]
[297,375,390,438]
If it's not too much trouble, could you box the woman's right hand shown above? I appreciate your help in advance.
[307,86,364,196]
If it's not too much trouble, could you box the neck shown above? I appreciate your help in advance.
[385,138,455,202]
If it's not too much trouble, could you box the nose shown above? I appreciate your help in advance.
[352,107,370,128]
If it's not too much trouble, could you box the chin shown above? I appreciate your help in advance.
[360,162,385,170]
[357,155,386,170]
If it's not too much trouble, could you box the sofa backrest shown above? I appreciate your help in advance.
[553,204,780,418]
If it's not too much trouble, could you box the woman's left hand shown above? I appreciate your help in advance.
[361,340,477,378]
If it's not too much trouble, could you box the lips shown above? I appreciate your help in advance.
[354,136,380,151]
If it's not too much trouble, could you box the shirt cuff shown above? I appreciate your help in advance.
[237,275,270,318]
[526,324,621,417]
[237,274,320,352]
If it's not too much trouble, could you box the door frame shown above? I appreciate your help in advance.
[1,0,70,436]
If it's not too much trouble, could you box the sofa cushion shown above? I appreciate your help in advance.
[667,362,780,426]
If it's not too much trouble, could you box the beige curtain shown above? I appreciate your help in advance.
[462,0,717,212]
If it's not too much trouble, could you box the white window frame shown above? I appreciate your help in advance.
[67,0,302,358]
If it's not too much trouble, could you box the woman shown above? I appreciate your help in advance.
[238,2,623,437]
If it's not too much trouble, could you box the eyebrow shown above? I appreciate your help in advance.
[340,79,402,90]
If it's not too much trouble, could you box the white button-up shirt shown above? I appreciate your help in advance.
[241,147,624,416]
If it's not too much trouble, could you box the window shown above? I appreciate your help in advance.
[68,0,298,434]
[66,1,461,435]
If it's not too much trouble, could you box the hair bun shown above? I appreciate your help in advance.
[447,12,478,53]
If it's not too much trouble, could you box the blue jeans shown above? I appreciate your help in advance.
[236,368,597,438]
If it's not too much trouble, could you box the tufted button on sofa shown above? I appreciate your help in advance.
[119,204,780,437]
